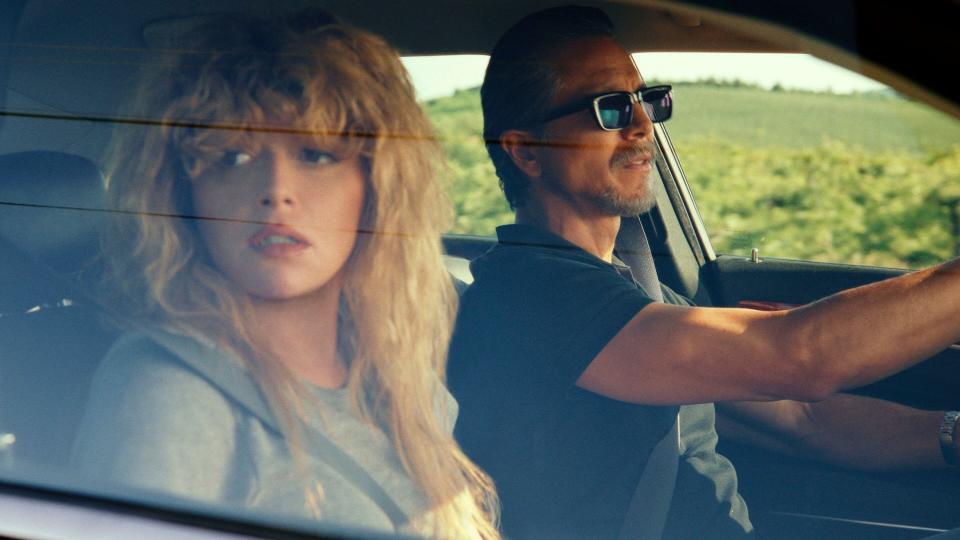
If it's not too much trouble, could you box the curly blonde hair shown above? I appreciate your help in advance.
[101,11,498,538]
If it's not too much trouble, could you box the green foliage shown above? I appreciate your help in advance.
[424,84,960,269]
[667,84,960,153]
[424,87,513,235]
[680,139,960,268]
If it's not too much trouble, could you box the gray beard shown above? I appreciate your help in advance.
[593,179,657,216]
[540,154,658,217]
[598,141,659,216]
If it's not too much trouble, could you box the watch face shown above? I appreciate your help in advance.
[940,412,959,436]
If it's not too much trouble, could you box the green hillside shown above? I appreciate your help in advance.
[424,84,960,268]
[666,83,960,153]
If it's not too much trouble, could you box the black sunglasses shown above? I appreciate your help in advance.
[541,84,673,130]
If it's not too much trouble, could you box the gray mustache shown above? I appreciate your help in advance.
[610,141,656,168]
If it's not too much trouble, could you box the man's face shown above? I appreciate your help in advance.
[534,36,657,217]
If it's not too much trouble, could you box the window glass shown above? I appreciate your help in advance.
[1,17,499,540]
[3,5,959,537]
[635,52,960,269]
[404,55,510,236]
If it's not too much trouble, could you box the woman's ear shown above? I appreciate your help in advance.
[501,129,541,179]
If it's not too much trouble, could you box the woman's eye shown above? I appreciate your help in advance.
[301,148,337,165]
[221,150,253,167]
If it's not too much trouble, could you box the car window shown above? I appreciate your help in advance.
[1,10,498,539]
[404,55,511,237]
[411,51,960,268]
[636,52,960,269]
[2,2,960,539]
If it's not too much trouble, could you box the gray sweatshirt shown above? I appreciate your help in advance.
[71,329,457,537]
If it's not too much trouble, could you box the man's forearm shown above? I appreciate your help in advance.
[717,395,949,471]
[782,258,960,396]
[581,258,960,406]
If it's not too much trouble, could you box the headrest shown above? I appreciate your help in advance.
[0,151,106,275]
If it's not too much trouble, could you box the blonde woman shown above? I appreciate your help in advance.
[71,11,498,539]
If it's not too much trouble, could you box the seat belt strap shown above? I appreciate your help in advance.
[615,216,664,303]
[618,416,680,540]
[306,430,410,529]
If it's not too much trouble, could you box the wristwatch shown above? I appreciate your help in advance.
[940,411,960,468]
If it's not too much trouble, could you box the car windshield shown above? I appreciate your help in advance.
[1,2,958,539]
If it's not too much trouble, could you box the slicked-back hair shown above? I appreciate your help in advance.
[481,5,615,209]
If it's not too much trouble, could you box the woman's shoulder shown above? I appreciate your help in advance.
[86,330,239,425]
[91,329,277,429]
[71,330,252,499]
[104,328,233,374]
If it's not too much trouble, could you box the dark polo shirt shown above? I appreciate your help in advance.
[448,224,752,539]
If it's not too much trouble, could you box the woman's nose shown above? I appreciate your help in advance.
[259,192,294,207]
[258,154,296,207]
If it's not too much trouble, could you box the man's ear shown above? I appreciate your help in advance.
[501,129,542,179]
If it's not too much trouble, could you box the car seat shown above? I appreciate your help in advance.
[0,151,118,471]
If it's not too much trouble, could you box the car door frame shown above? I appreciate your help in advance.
[646,86,960,537]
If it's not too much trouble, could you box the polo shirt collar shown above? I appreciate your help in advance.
[495,223,642,283]
[496,223,581,250]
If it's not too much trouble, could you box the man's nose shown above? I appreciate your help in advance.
[622,99,654,141]
[258,154,296,207]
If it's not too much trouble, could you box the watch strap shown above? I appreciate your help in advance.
[939,411,960,467]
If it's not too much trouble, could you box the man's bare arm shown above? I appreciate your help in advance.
[715,396,946,470]
[577,258,960,404]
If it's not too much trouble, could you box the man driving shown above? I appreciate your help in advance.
[447,6,960,539]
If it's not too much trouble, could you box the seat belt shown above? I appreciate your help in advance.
[615,216,664,303]
[618,419,680,540]
[305,428,409,530]
[615,215,679,539]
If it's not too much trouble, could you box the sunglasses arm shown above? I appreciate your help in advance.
[539,97,597,125]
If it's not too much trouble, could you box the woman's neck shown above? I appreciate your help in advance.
[246,279,348,389]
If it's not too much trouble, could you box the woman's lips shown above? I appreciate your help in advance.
[248,226,310,256]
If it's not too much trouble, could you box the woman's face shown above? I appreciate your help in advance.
[189,131,366,302]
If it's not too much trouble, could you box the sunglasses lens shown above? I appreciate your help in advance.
[641,86,673,123]
[596,94,633,129]
[595,86,673,129]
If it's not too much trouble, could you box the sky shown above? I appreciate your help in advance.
[402,52,888,101]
